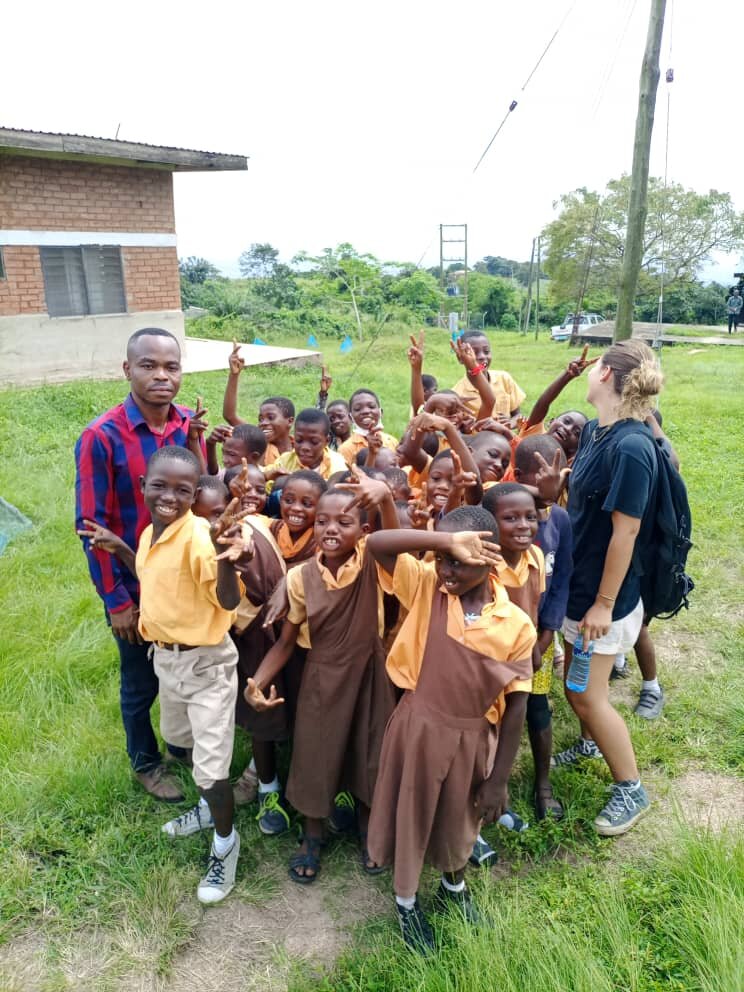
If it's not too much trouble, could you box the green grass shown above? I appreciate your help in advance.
[1,329,742,988]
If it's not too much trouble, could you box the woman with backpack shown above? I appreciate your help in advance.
[552,340,663,836]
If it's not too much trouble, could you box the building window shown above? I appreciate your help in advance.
[40,245,126,317]
[0,247,5,280]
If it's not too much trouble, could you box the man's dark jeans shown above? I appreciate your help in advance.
[114,633,187,772]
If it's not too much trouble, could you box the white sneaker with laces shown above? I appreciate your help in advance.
[197,833,241,905]
[162,803,214,838]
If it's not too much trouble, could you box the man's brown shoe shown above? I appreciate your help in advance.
[164,747,193,769]
[233,765,259,805]
[136,764,185,803]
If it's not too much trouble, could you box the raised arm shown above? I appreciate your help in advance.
[367,528,501,578]
[452,338,495,421]
[407,330,426,414]
[525,346,598,429]
[222,340,247,426]
[76,518,137,576]
[187,395,208,474]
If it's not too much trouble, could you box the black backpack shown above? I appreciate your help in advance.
[632,437,694,620]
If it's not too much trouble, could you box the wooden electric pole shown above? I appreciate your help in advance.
[614,0,666,343]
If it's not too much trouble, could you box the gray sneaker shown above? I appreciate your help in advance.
[551,737,603,768]
[594,782,650,836]
[197,833,241,905]
[634,687,665,720]
[162,803,214,837]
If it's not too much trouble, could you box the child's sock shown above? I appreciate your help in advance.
[614,653,627,671]
[641,678,661,694]
[395,894,416,910]
[258,776,280,794]
[441,876,465,894]
[213,828,236,857]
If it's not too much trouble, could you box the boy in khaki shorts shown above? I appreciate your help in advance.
[78,446,248,904]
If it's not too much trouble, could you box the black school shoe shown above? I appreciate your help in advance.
[396,899,435,954]
[433,882,482,926]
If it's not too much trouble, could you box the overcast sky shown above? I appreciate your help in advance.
[4,0,742,281]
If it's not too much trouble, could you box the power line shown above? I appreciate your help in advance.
[472,0,578,173]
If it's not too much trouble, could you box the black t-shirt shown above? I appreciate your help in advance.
[566,418,658,622]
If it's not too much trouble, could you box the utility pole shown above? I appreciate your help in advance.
[523,238,536,334]
[615,0,666,342]
[534,235,541,340]
[439,224,469,329]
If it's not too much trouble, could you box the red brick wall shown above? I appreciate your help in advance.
[0,247,46,315]
[0,155,175,232]
[123,247,181,312]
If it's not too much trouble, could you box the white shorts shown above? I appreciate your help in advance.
[562,599,644,657]
[153,634,238,790]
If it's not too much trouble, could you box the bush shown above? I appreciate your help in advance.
[500,312,518,330]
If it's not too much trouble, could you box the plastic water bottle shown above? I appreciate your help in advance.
[566,635,594,693]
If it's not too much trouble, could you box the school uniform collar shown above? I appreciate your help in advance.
[494,549,538,587]
[440,574,514,635]
[147,509,195,547]
[315,537,366,588]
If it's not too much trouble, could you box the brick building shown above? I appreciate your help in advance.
[0,129,247,385]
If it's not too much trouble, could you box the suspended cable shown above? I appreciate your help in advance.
[653,0,675,353]
[589,0,639,124]
[472,0,578,173]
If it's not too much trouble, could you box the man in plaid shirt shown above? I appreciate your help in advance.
[75,327,205,801]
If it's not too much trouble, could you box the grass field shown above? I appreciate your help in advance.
[1,328,742,991]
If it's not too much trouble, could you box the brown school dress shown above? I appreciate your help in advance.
[285,548,396,820]
[233,522,288,742]
[367,590,530,897]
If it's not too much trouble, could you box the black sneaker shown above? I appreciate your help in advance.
[433,882,482,925]
[396,899,435,953]
[328,790,357,834]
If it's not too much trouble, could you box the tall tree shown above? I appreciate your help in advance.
[179,256,220,284]
[542,178,744,313]
[294,244,386,339]
[238,243,280,278]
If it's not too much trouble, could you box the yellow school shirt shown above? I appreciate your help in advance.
[338,431,399,468]
[135,510,240,646]
[495,547,546,602]
[379,554,535,722]
[286,537,386,649]
[452,370,526,419]
[264,447,348,480]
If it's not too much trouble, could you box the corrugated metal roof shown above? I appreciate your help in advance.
[0,127,248,172]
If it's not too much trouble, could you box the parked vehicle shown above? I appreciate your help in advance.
[550,312,606,341]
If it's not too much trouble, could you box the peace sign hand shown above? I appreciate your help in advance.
[450,337,477,371]
[533,450,571,503]
[566,345,599,379]
[320,365,332,394]
[229,339,245,375]
[188,396,208,440]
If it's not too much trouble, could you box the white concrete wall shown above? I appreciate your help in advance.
[0,311,185,387]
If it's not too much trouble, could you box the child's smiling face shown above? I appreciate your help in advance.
[292,423,328,469]
[141,460,198,529]
[350,392,381,432]
[259,403,293,444]
[547,411,587,459]
[490,491,538,560]
[426,454,456,511]
[229,465,267,515]
[328,402,351,440]
[470,435,511,484]
[280,478,322,534]
[314,492,368,562]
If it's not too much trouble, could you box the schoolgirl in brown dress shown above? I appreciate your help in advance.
[244,485,397,885]
[364,506,535,951]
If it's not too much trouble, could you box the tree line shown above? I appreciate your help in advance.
[180,174,744,336]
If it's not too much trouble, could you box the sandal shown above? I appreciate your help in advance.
[534,787,564,822]
[288,833,322,885]
[359,832,386,875]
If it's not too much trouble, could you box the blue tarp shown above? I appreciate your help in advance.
[0,497,32,554]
